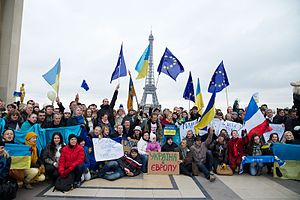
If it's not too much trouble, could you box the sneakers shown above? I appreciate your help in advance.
[24,183,33,189]
[73,182,81,188]
[209,174,216,182]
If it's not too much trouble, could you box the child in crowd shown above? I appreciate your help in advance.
[77,137,91,182]
[146,134,161,154]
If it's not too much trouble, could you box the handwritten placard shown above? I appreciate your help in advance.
[148,152,179,175]
[92,138,124,161]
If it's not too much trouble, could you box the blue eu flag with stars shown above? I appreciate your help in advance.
[183,71,195,102]
[157,48,184,81]
[110,44,127,83]
[208,61,229,93]
[81,80,89,91]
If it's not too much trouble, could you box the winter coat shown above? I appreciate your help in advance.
[174,146,192,165]
[161,142,178,152]
[83,146,90,170]
[146,142,161,153]
[4,118,23,130]
[144,120,162,137]
[117,154,142,176]
[185,136,195,149]
[190,133,212,164]
[209,140,228,163]
[58,144,84,177]
[97,90,118,127]
[227,137,248,162]
[0,152,11,179]
[43,143,65,166]
[137,138,148,155]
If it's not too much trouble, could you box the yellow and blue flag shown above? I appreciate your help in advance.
[135,45,150,79]
[194,90,216,133]
[157,48,184,81]
[5,143,31,169]
[195,78,205,115]
[183,71,195,102]
[127,71,137,111]
[42,58,61,94]
[208,60,229,93]
[111,44,127,83]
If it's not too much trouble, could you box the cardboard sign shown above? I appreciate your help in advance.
[93,138,124,161]
[163,124,177,136]
[148,152,179,175]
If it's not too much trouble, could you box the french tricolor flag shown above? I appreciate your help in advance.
[244,96,272,139]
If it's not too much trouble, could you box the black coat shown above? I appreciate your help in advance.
[97,90,118,127]
[161,142,178,152]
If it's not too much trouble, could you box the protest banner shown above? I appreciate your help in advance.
[163,124,177,136]
[148,152,179,175]
[93,138,124,161]
[208,118,223,135]
[179,119,199,139]
[272,143,300,180]
[263,124,285,142]
[162,125,181,145]
[220,120,243,137]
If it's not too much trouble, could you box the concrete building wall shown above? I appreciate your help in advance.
[0,0,23,104]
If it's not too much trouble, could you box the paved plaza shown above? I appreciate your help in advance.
[15,173,300,200]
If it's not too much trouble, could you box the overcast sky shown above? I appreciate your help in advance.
[17,0,300,112]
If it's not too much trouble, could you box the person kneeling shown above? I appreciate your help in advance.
[24,132,45,189]
[58,134,84,188]
[99,148,142,181]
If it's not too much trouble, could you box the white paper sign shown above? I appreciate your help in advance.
[220,121,243,137]
[92,138,124,161]
[208,118,223,136]
[263,124,285,142]
[179,119,200,139]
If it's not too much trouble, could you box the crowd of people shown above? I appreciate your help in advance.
[0,84,299,195]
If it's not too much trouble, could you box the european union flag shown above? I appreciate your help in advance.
[110,44,127,83]
[208,60,229,93]
[183,71,195,102]
[13,91,22,97]
[81,80,89,91]
[157,48,184,81]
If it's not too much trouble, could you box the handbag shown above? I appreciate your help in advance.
[0,178,18,200]
[216,163,233,176]
[53,173,74,192]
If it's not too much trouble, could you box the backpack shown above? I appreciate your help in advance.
[0,178,18,200]
[53,173,74,192]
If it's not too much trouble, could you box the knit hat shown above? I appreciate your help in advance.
[0,140,5,147]
[68,134,77,142]
[77,136,84,144]
[133,126,142,133]
[130,147,138,154]
[25,132,37,141]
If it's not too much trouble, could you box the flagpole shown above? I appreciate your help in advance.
[155,74,160,88]
[225,87,229,108]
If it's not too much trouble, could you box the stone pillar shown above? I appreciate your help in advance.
[0,0,23,104]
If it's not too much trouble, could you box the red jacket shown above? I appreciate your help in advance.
[227,137,248,161]
[58,144,84,177]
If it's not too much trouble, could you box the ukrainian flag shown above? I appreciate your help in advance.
[194,90,216,134]
[42,58,61,94]
[135,45,150,79]
[127,71,137,111]
[5,143,31,169]
[195,78,204,115]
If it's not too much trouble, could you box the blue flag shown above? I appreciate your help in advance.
[13,91,22,97]
[157,48,184,81]
[183,71,195,102]
[81,80,89,91]
[110,44,127,83]
[208,60,229,93]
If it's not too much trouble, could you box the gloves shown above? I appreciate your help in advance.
[53,162,58,168]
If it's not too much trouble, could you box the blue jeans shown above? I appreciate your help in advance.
[140,154,148,173]
[206,150,213,171]
[197,162,210,179]
[250,162,263,176]
[99,161,125,181]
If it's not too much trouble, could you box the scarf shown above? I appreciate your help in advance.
[25,140,38,165]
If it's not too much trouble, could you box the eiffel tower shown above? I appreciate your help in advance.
[139,32,160,112]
